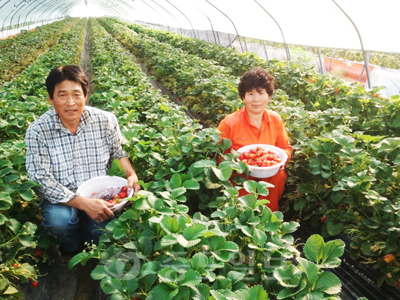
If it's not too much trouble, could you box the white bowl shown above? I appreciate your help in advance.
[76,176,133,211]
[237,144,288,178]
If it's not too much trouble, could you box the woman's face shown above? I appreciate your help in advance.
[243,88,270,115]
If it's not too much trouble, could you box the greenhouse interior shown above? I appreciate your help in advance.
[0,0,399,299]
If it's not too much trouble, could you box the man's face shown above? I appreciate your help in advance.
[243,88,270,115]
[49,80,87,128]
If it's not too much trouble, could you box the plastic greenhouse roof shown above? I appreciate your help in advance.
[1,0,399,54]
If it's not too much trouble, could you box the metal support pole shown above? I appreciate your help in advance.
[318,48,325,74]
[149,0,181,34]
[333,0,371,88]
[165,0,197,39]
[243,36,249,52]
[205,0,243,52]
[262,40,269,61]
[254,0,291,61]
[192,3,217,43]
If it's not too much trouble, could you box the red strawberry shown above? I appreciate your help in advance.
[118,192,127,199]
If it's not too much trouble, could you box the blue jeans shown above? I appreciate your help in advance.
[40,200,109,252]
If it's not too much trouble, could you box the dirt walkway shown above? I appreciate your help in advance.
[80,21,94,105]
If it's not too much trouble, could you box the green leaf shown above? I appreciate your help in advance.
[193,160,216,168]
[243,180,259,194]
[149,283,179,300]
[297,257,318,285]
[123,241,137,250]
[326,220,344,236]
[0,278,10,295]
[212,166,232,181]
[91,265,108,280]
[273,265,302,287]
[18,235,36,247]
[191,283,210,300]
[252,228,267,247]
[191,253,208,272]
[0,192,12,210]
[100,277,123,295]
[303,234,324,264]
[68,252,93,269]
[239,194,257,209]
[234,285,269,300]
[107,159,126,177]
[227,271,246,284]
[170,173,182,189]
[161,216,180,234]
[176,235,201,248]
[8,219,21,234]
[19,222,37,236]
[219,138,232,152]
[0,214,6,225]
[161,234,178,247]
[158,267,179,283]
[315,271,341,295]
[170,187,186,199]
[183,223,207,241]
[178,269,202,287]
[322,239,345,268]
[183,179,200,190]
[281,221,300,235]
[140,261,159,277]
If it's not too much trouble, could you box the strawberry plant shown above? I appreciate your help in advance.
[63,18,346,299]
[0,17,80,85]
[0,19,86,299]
[108,21,400,288]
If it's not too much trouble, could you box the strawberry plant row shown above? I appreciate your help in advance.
[124,21,400,137]
[0,19,87,144]
[0,17,81,86]
[0,19,86,299]
[98,17,242,126]
[98,18,400,288]
[66,18,346,300]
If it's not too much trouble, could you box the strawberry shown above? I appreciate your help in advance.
[13,263,19,268]
[118,191,127,199]
[121,186,128,192]
[320,216,326,222]
[32,281,38,288]
[107,200,115,205]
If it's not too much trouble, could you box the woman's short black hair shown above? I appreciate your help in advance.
[46,65,89,99]
[238,67,275,99]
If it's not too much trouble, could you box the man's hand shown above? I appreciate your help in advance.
[127,173,141,195]
[65,196,114,223]
[119,157,141,195]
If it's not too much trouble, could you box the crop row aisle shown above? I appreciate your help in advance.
[48,17,348,300]
[0,19,86,299]
[0,18,81,86]
[96,17,400,296]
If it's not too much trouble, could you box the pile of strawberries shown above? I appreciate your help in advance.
[106,186,128,205]
[239,147,282,167]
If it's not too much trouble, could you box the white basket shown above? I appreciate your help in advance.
[237,144,288,178]
[76,176,132,211]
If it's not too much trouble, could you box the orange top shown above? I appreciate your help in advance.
[217,107,293,162]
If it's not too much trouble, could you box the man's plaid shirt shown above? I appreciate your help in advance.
[25,106,126,204]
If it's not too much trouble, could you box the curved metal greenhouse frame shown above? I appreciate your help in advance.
[1,0,399,88]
